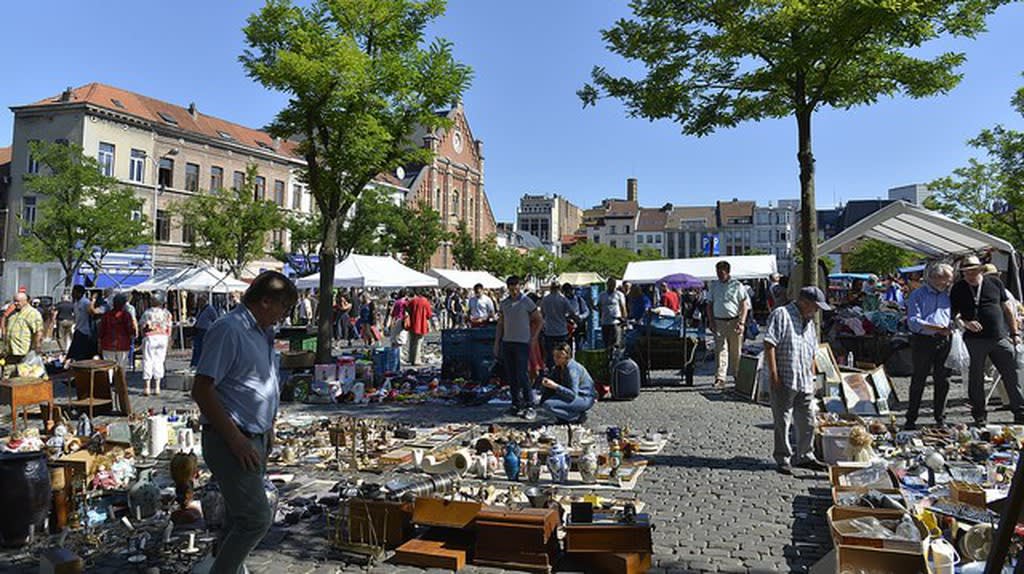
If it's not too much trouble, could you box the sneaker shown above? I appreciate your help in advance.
[522,408,537,421]
[795,458,828,472]
[776,464,793,475]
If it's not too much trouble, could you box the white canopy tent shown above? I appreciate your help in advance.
[428,268,504,290]
[135,266,248,293]
[819,201,1016,260]
[295,253,438,289]
[556,272,606,286]
[623,255,778,283]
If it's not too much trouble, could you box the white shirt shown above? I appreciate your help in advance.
[468,294,495,321]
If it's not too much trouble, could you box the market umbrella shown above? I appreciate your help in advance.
[658,273,704,290]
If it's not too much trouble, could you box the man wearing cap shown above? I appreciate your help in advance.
[904,263,954,429]
[495,276,543,420]
[950,255,1024,426]
[765,286,830,474]
[707,260,750,388]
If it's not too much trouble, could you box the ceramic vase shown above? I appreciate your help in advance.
[526,452,541,483]
[547,442,569,484]
[579,444,599,484]
[504,441,521,481]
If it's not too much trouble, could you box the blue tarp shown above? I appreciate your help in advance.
[74,270,152,289]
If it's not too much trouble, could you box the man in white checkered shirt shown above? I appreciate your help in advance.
[765,286,831,475]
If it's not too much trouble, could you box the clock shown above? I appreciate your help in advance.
[452,130,463,153]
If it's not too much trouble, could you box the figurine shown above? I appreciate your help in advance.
[504,441,521,481]
[609,441,623,477]
[606,426,621,444]
[547,441,570,484]
[526,451,542,483]
[579,443,599,484]
[77,414,93,438]
[128,468,161,518]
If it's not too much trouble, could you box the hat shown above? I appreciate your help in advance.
[798,286,831,311]
[960,255,984,271]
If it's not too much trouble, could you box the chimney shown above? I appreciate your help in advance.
[59,87,74,102]
[626,178,638,202]
[274,136,282,151]
[188,102,198,119]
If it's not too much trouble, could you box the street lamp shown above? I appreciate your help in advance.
[147,148,179,277]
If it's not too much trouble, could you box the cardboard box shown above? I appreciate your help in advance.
[836,545,929,573]
[829,462,898,489]
[950,481,987,508]
[831,486,909,518]
[827,507,928,554]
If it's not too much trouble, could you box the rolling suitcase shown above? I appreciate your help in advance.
[610,354,641,400]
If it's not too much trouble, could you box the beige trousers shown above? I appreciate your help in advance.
[713,317,742,382]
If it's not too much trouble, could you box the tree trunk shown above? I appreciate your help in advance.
[316,213,339,363]
[797,106,817,289]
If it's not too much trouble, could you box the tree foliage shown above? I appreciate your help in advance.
[275,212,322,275]
[927,76,1024,250]
[580,0,1006,288]
[844,239,920,277]
[19,141,148,289]
[172,164,284,278]
[385,199,450,271]
[450,220,485,270]
[337,186,397,257]
[241,0,472,361]
[560,241,651,279]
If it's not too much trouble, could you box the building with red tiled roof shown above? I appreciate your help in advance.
[3,83,312,295]
[584,179,642,252]
[716,199,756,256]
[635,207,669,256]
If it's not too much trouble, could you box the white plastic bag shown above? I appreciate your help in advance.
[945,330,969,372]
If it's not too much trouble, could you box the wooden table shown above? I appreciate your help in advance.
[0,377,54,432]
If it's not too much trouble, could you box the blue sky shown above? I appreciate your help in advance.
[2,1,1022,221]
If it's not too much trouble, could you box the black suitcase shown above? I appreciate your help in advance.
[610,355,641,400]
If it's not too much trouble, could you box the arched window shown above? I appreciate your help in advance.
[435,188,442,210]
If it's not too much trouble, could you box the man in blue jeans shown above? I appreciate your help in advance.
[191,271,297,574]
[494,276,543,421]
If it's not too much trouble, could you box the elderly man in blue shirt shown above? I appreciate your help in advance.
[192,271,297,574]
[904,263,954,430]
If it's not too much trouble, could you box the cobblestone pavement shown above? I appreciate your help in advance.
[2,339,1017,573]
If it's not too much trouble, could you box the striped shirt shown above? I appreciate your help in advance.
[763,303,818,394]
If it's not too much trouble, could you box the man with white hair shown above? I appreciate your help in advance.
[4,292,43,375]
[904,262,954,429]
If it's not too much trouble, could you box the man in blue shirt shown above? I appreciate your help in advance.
[190,294,221,368]
[192,271,297,574]
[904,263,954,429]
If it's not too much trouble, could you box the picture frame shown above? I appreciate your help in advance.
[842,372,877,415]
[823,376,846,414]
[867,367,894,414]
[815,344,842,384]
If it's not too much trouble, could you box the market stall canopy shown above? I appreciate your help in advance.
[134,266,248,293]
[294,254,438,289]
[428,268,504,290]
[818,200,1016,258]
[556,272,606,286]
[623,255,778,283]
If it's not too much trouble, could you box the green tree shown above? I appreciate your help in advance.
[560,241,644,278]
[242,0,472,361]
[927,76,1024,250]
[19,141,148,289]
[476,244,519,278]
[172,165,284,278]
[385,200,450,271]
[275,212,322,275]
[579,0,1006,289]
[337,187,396,258]
[451,220,486,270]
[519,248,560,282]
[844,239,920,276]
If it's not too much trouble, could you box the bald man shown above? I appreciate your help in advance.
[5,293,43,375]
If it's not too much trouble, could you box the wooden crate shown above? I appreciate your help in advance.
[393,531,473,571]
[345,498,412,549]
[564,522,653,554]
[827,507,927,554]
[572,552,652,574]
[412,497,481,529]
[950,481,987,508]
[474,506,560,571]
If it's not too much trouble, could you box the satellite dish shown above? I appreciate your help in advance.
[395,166,405,180]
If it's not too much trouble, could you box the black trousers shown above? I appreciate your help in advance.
[906,334,951,425]
[542,333,568,370]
